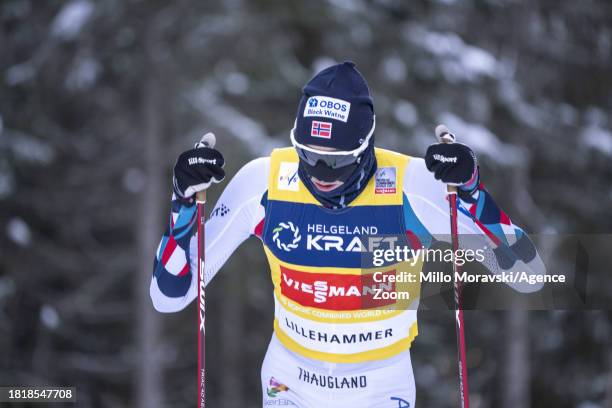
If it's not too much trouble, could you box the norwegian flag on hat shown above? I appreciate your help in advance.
[311,121,332,139]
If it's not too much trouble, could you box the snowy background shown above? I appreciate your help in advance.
[1,0,611,407]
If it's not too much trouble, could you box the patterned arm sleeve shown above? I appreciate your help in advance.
[150,157,270,312]
[150,195,198,308]
[402,158,545,293]
[457,180,547,292]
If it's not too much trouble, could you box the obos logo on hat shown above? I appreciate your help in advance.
[295,61,374,151]
[304,96,351,123]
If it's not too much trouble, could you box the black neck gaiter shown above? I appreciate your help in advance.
[298,145,377,209]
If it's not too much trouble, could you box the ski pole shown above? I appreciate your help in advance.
[435,124,470,408]
[195,132,216,408]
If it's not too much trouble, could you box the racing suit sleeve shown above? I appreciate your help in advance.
[402,158,546,293]
[150,157,269,312]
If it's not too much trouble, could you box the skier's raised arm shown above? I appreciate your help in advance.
[404,142,546,293]
[150,145,269,313]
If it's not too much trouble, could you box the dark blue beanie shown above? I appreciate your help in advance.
[295,61,374,151]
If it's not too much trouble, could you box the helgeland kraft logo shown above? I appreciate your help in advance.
[272,222,402,253]
[272,222,302,251]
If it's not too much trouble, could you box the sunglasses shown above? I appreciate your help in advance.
[290,116,376,169]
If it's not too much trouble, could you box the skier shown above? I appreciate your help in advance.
[150,61,545,407]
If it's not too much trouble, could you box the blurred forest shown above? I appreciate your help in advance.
[1,0,612,407]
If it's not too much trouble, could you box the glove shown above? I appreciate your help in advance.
[173,146,225,199]
[425,143,477,186]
